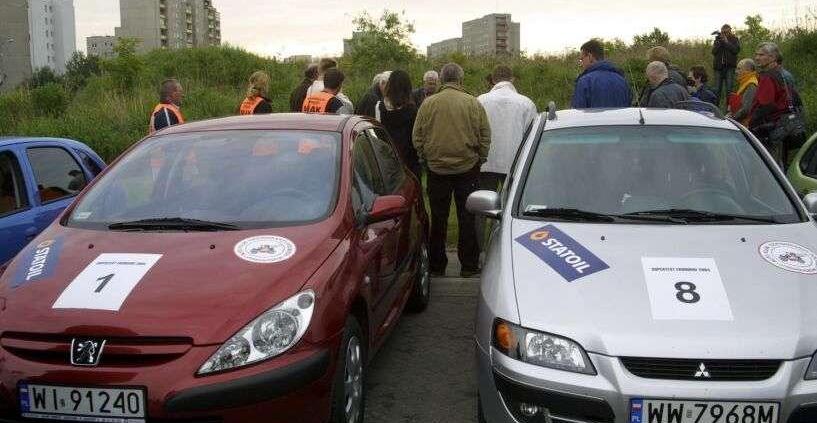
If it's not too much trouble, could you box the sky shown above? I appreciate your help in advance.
[74,0,816,58]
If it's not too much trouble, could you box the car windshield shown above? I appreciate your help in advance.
[517,126,801,224]
[67,130,341,230]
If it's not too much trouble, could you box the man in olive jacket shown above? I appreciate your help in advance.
[413,62,491,277]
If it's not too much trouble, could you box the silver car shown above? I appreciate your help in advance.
[471,107,817,423]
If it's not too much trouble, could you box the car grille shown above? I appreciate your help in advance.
[620,357,781,381]
[1,332,193,367]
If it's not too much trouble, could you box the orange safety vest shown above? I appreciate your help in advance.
[239,96,264,115]
[302,91,335,113]
[148,103,185,134]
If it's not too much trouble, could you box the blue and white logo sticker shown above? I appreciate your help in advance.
[11,238,64,288]
[629,399,644,423]
[515,225,609,282]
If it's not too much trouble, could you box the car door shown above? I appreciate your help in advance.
[23,143,89,235]
[794,138,817,195]
[0,147,38,265]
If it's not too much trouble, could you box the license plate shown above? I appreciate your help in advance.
[630,399,779,423]
[19,384,146,423]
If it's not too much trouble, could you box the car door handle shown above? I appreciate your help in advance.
[25,227,38,240]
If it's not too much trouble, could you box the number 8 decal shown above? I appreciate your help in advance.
[674,281,701,304]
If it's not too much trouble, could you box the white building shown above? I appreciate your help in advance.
[27,0,76,74]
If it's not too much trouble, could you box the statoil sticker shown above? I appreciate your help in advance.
[514,225,609,282]
[759,241,817,274]
[234,236,297,264]
[11,238,64,288]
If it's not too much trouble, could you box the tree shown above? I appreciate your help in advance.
[736,15,775,55]
[633,27,670,47]
[27,66,61,88]
[345,10,417,76]
[64,51,101,91]
[102,37,143,92]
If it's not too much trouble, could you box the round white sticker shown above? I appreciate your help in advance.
[234,236,297,264]
[759,241,817,274]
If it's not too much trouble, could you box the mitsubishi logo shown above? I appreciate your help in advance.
[694,362,711,378]
[70,338,106,366]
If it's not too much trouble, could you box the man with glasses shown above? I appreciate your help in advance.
[571,39,632,109]
[750,42,791,169]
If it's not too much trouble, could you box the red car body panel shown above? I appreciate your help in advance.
[0,114,428,422]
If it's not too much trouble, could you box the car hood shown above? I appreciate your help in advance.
[0,223,344,345]
[510,219,817,359]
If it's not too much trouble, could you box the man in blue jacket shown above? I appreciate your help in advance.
[571,39,632,109]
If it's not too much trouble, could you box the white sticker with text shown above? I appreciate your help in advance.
[52,254,162,311]
[641,257,733,321]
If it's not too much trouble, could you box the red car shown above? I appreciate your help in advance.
[0,114,430,423]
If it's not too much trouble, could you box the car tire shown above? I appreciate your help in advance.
[407,241,431,312]
[330,317,366,423]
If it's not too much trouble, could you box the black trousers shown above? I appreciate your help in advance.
[427,167,481,273]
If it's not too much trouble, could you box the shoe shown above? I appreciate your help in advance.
[460,268,481,278]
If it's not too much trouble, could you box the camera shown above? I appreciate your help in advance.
[711,31,721,36]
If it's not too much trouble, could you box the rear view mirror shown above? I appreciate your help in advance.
[467,190,502,219]
[804,192,817,215]
[367,195,407,223]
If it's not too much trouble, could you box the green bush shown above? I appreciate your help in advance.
[30,83,69,117]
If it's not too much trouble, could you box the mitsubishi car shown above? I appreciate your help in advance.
[0,113,430,423]
[470,107,817,423]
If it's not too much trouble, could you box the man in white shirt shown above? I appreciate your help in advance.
[307,58,354,114]
[476,65,537,247]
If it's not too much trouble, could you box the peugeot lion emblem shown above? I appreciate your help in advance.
[694,362,711,378]
[70,338,106,366]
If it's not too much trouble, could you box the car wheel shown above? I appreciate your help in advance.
[407,241,431,312]
[331,317,366,423]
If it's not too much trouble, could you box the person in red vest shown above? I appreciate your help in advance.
[238,71,273,115]
[149,78,185,134]
[302,68,346,114]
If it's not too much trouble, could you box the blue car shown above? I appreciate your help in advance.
[0,137,105,266]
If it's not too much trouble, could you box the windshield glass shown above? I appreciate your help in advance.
[517,126,801,223]
[67,130,341,230]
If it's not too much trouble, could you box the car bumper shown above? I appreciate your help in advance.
[477,339,817,423]
[0,336,340,423]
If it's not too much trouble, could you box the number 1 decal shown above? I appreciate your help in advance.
[95,274,114,293]
[641,257,733,321]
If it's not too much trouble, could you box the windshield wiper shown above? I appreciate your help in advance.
[108,217,240,231]
[623,209,778,224]
[522,207,616,222]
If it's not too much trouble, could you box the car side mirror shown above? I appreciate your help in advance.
[467,190,502,219]
[804,192,817,215]
[367,195,408,223]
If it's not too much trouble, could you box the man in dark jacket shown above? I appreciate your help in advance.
[750,42,790,168]
[571,39,632,108]
[355,71,389,117]
[644,61,690,108]
[411,70,439,107]
[712,24,741,105]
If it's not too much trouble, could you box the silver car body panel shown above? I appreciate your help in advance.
[477,109,817,423]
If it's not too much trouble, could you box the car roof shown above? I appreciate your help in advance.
[0,136,92,149]
[543,108,740,131]
[154,113,363,136]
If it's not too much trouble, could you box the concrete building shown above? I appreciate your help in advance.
[343,32,363,56]
[285,55,313,63]
[115,0,221,54]
[86,35,117,58]
[427,38,463,59]
[0,0,32,92]
[28,0,76,74]
[427,13,520,59]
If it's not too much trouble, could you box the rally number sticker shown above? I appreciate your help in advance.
[641,257,733,321]
[52,254,162,311]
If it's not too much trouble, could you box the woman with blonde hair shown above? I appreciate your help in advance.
[238,70,272,115]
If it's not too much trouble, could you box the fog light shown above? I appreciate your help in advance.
[519,403,539,417]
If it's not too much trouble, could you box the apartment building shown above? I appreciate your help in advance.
[86,36,117,58]
[115,0,221,54]
[427,13,520,59]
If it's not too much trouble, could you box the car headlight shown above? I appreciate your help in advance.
[198,290,315,375]
[492,319,596,375]
[805,351,817,380]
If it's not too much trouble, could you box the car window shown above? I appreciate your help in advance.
[0,151,30,215]
[74,148,103,177]
[800,141,817,178]
[503,117,537,204]
[517,126,800,223]
[366,128,405,194]
[27,147,86,203]
[351,132,382,214]
[67,130,341,230]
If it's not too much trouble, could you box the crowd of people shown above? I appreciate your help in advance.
[145,23,807,277]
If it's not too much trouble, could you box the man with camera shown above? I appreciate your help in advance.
[711,24,741,106]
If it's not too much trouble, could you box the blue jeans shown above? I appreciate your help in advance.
[713,67,736,107]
